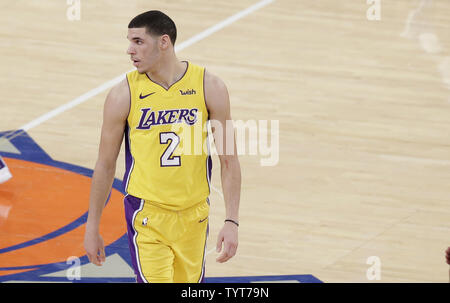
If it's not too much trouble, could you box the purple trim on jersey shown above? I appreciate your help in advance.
[145,61,189,91]
[122,123,134,192]
[125,74,132,118]
[203,68,209,118]
[206,155,212,193]
[203,68,212,194]
[204,120,213,195]
[124,194,147,283]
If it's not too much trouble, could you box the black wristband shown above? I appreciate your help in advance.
[224,219,239,227]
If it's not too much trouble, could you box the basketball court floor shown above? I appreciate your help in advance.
[0,0,449,283]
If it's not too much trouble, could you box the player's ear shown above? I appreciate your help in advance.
[159,34,171,50]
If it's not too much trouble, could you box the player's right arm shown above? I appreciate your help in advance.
[84,78,130,266]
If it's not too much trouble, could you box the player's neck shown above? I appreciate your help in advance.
[146,57,187,90]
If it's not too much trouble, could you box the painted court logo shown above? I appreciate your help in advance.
[0,130,128,282]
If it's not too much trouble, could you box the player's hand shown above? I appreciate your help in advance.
[84,228,106,266]
[216,221,238,263]
[446,247,450,265]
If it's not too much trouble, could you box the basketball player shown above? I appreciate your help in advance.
[0,156,12,184]
[84,10,241,283]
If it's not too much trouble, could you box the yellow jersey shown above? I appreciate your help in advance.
[123,61,211,210]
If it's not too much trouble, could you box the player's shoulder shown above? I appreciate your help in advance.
[204,69,227,93]
[203,69,229,114]
[103,77,130,118]
[107,77,130,103]
[205,69,227,90]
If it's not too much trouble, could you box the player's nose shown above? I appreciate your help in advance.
[127,44,135,55]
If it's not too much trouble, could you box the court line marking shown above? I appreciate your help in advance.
[17,0,275,133]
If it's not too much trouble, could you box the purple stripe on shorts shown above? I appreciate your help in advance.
[123,194,146,283]
[198,222,209,283]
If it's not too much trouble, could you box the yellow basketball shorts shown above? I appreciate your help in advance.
[124,194,209,283]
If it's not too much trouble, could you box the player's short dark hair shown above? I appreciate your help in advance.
[128,10,177,45]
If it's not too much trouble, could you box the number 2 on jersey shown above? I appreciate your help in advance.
[159,132,181,167]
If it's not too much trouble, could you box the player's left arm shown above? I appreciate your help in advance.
[204,70,242,263]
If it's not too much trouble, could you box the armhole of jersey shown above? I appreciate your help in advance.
[202,67,213,193]
[124,73,134,194]
[202,68,209,120]
[125,72,134,124]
